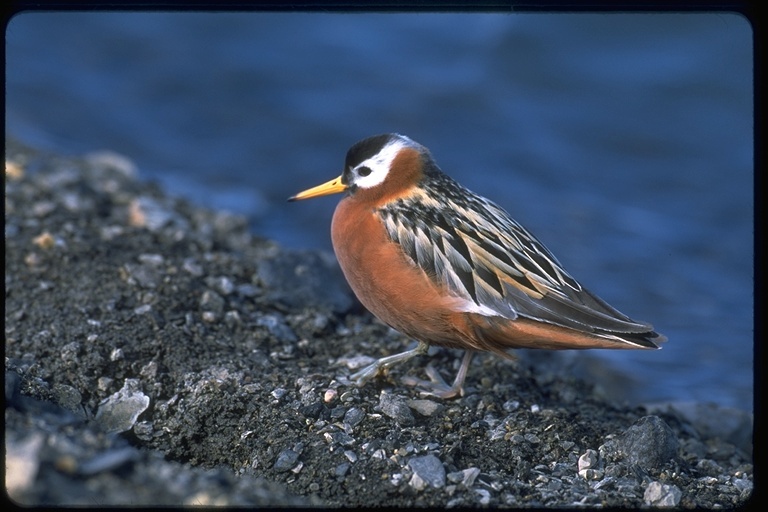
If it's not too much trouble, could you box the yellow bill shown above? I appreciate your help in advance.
[288,175,347,201]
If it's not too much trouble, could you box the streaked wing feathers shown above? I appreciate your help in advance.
[377,176,653,337]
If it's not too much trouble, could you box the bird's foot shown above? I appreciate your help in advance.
[350,342,429,385]
[402,365,465,399]
[402,351,474,399]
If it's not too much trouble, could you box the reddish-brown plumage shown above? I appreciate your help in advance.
[333,189,647,357]
[331,159,644,356]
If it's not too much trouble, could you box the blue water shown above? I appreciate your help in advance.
[6,12,753,411]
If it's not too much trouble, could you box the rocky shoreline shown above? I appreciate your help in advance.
[5,139,753,507]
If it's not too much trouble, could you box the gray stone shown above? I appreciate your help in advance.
[578,449,599,472]
[129,196,180,232]
[95,379,150,434]
[732,477,753,493]
[378,392,414,426]
[343,407,366,427]
[206,275,235,296]
[335,462,351,477]
[408,454,446,490]
[273,449,300,472]
[256,314,297,343]
[644,481,682,506]
[122,262,162,288]
[199,290,225,314]
[618,416,679,471]
[447,467,480,487]
[407,399,443,417]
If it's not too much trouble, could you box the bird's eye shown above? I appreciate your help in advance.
[357,166,372,177]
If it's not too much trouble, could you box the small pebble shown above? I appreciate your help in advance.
[138,253,164,266]
[199,290,225,314]
[208,275,235,295]
[447,467,481,487]
[335,463,351,477]
[578,449,599,472]
[407,399,443,417]
[94,379,150,434]
[110,348,125,361]
[644,481,682,506]
[97,377,114,392]
[474,488,491,505]
[257,314,297,343]
[273,449,300,472]
[524,433,541,444]
[32,231,56,250]
[378,392,414,426]
[343,407,365,427]
[182,258,204,276]
[270,388,287,400]
[408,454,445,490]
[330,432,355,447]
[134,304,153,315]
[128,196,175,231]
[732,477,753,493]
[502,399,520,412]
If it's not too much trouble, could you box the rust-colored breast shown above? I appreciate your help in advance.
[331,195,471,348]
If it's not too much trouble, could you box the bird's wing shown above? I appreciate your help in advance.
[377,184,654,337]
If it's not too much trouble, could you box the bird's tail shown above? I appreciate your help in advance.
[451,312,665,358]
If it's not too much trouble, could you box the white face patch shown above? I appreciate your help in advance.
[350,136,415,190]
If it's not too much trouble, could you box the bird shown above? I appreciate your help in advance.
[289,133,665,398]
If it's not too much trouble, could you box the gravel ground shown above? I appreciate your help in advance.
[5,139,754,507]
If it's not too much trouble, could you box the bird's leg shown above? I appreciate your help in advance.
[350,341,430,385]
[404,351,474,399]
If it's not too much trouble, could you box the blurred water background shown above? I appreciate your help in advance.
[6,11,753,411]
